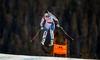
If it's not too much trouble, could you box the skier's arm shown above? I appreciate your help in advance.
[40,17,45,27]
[53,17,60,27]
[40,17,45,30]
[52,16,59,25]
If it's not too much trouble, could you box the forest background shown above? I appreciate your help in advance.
[0,0,100,59]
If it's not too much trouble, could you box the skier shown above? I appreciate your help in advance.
[40,11,60,46]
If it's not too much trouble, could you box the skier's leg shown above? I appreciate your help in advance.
[41,27,48,45]
[49,22,55,46]
[49,30,54,46]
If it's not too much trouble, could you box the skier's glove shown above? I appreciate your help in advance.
[56,24,60,27]
[40,26,44,30]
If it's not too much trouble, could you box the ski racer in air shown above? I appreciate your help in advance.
[40,11,60,46]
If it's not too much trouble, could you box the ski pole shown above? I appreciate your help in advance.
[30,29,41,42]
[60,26,74,40]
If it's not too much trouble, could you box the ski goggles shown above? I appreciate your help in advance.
[45,15,49,18]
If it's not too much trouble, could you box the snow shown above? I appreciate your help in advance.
[0,53,97,60]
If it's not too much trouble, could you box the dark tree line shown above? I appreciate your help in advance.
[0,0,100,59]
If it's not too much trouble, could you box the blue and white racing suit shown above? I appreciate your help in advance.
[40,13,59,44]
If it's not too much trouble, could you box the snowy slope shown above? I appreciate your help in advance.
[0,53,97,60]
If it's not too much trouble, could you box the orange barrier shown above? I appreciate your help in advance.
[53,38,68,57]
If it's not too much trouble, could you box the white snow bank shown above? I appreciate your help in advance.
[0,53,97,60]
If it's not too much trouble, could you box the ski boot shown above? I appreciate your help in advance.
[49,40,54,46]
[41,39,45,45]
